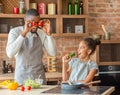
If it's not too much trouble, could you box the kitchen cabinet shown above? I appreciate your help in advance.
[96,39,120,65]
[0,0,88,38]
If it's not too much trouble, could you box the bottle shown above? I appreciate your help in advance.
[2,60,8,73]
[68,0,72,15]
[74,0,79,15]
[19,0,25,14]
[79,1,83,14]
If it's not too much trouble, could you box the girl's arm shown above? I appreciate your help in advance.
[62,63,71,81]
[77,69,97,83]
[62,54,72,81]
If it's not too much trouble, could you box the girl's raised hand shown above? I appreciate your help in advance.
[62,54,71,65]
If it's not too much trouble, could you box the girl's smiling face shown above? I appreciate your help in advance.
[77,40,91,59]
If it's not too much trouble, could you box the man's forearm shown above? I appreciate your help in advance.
[6,35,24,58]
[45,36,57,56]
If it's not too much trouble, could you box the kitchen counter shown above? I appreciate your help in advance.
[0,85,115,95]
[0,72,62,82]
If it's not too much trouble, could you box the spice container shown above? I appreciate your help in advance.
[38,3,46,14]
[48,3,56,15]
[30,3,37,9]
[66,26,71,33]
[0,3,3,13]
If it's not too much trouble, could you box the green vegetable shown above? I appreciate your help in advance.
[69,52,75,57]
[67,52,75,59]
[24,78,40,89]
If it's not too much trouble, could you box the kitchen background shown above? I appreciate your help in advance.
[0,0,120,73]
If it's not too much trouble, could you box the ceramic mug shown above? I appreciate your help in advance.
[13,7,19,14]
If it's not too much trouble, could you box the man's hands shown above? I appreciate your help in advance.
[21,19,52,37]
[41,19,51,36]
[21,20,32,37]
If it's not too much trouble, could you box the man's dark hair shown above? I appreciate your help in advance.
[25,8,39,16]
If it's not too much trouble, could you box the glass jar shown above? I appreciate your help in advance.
[48,3,56,15]
[0,3,3,13]
[19,0,25,14]
[38,3,46,14]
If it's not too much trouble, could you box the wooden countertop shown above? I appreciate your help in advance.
[0,72,62,81]
[0,85,115,95]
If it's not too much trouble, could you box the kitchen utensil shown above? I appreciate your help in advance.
[67,80,72,85]
[101,24,111,40]
[61,80,101,90]
[84,80,101,86]
[61,82,84,90]
[101,24,107,33]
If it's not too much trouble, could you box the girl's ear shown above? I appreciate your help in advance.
[87,49,92,55]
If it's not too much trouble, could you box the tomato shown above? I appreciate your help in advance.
[27,86,31,90]
[38,21,43,27]
[20,86,25,91]
[32,21,37,27]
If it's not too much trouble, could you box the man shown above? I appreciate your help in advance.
[6,9,56,85]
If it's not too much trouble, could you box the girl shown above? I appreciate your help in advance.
[62,37,100,83]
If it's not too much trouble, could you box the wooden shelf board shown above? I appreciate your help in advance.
[0,34,8,38]
[0,14,88,19]
[98,61,120,65]
[33,14,88,18]
[101,39,120,44]
[40,15,58,18]
[61,33,87,37]
[0,14,58,18]
[0,14,24,18]
[62,15,88,18]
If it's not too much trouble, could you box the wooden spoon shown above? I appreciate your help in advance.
[85,80,101,86]
[67,80,72,85]
[101,24,107,33]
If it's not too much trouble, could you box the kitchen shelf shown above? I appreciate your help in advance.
[61,15,88,18]
[97,42,120,66]
[0,0,88,37]
[99,62,120,65]
[0,34,8,38]
[0,14,24,18]
[60,33,88,37]
[101,39,120,44]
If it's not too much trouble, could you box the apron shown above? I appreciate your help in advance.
[15,33,46,85]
